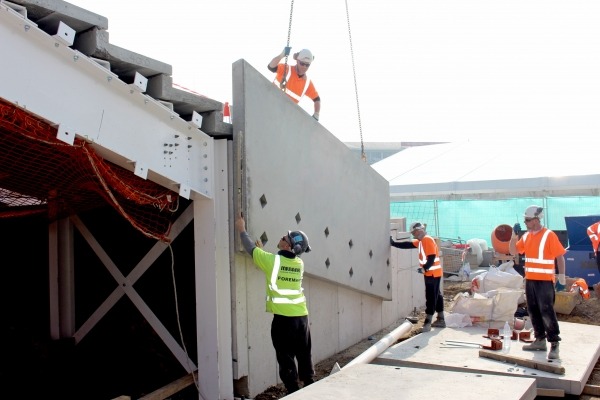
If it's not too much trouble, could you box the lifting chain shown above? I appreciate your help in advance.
[345,0,366,162]
[280,0,295,90]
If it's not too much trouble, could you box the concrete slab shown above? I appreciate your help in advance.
[284,363,537,400]
[375,321,600,395]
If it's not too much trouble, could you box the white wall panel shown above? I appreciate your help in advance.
[232,59,391,300]
[337,287,364,351]
[230,60,426,397]
[0,4,213,199]
[307,277,340,360]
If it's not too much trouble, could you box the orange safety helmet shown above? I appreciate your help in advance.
[570,278,590,300]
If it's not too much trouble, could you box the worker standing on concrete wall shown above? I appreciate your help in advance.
[268,47,321,121]
[235,214,314,394]
[390,222,445,332]
[509,205,566,360]
[587,220,600,274]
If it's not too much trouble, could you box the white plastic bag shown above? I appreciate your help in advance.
[445,313,473,328]
[480,266,523,292]
[451,292,493,324]
[451,288,523,327]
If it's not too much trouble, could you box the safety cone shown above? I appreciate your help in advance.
[223,102,231,123]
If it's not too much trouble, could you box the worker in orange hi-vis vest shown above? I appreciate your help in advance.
[587,221,600,274]
[570,278,591,299]
[390,222,444,333]
[509,205,566,360]
[268,47,321,121]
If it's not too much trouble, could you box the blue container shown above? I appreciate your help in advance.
[564,216,600,286]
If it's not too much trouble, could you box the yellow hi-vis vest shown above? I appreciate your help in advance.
[252,248,308,316]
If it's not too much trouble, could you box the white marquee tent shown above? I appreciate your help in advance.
[372,141,600,201]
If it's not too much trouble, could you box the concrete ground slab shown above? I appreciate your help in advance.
[284,363,537,400]
[375,321,600,395]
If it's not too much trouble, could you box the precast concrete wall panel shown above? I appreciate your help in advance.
[0,4,213,199]
[231,59,422,397]
[337,287,364,351]
[387,248,425,326]
[307,278,340,360]
[232,59,391,299]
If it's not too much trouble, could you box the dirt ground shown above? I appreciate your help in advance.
[254,280,600,400]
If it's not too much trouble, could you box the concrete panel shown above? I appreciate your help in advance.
[232,59,391,299]
[337,287,364,350]
[361,294,383,338]
[375,321,600,395]
[285,364,537,400]
[0,5,213,199]
[245,263,279,396]
[307,277,340,360]
[381,247,425,327]
[10,0,109,32]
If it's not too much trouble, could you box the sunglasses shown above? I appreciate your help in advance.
[298,61,311,67]
[281,235,291,245]
[524,218,536,223]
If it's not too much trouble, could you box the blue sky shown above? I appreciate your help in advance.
[69,0,600,144]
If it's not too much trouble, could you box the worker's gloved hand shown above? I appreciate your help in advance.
[284,46,291,56]
[312,113,319,121]
[417,268,424,274]
[390,236,395,246]
[555,274,566,291]
[513,223,522,236]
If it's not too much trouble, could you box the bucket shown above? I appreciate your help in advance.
[554,291,579,315]
[491,224,513,255]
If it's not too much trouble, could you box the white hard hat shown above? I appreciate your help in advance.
[524,205,544,220]
[409,221,425,232]
[297,49,314,63]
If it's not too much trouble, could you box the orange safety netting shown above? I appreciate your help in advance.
[0,97,179,242]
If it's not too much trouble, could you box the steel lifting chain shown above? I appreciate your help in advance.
[280,0,295,90]
[345,0,366,162]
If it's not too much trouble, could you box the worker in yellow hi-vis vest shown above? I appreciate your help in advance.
[235,213,314,395]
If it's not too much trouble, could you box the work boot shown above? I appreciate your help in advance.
[522,338,547,351]
[548,342,560,359]
[431,318,446,328]
[422,314,433,332]
[285,382,300,394]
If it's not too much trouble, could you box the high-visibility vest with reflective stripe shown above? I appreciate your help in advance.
[571,278,591,299]
[517,228,566,281]
[252,248,308,317]
[587,221,600,252]
[273,65,315,104]
[412,235,442,278]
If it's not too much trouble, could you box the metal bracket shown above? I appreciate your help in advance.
[53,21,75,46]
[56,124,75,145]
[129,71,148,93]
[188,111,203,129]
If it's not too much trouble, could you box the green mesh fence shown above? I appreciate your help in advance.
[391,196,600,247]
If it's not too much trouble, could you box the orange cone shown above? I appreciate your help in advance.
[223,102,231,123]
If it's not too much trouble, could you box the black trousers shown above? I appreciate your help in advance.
[424,275,444,317]
[271,314,314,392]
[596,251,600,274]
[525,279,561,342]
